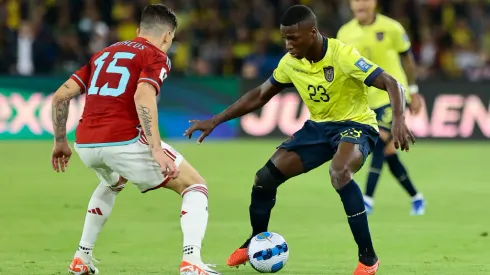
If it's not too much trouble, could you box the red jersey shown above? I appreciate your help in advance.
[71,37,170,146]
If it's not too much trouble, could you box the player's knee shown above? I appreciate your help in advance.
[167,167,207,195]
[254,160,286,191]
[110,176,127,192]
[329,164,353,189]
[181,173,206,189]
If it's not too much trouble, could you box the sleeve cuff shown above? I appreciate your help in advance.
[268,75,294,88]
[138,78,161,95]
[70,74,87,94]
[364,67,384,87]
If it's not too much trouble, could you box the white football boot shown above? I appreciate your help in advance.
[179,256,220,275]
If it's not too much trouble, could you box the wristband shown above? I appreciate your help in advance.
[408,84,419,94]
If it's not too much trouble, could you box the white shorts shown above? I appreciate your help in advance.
[75,137,184,193]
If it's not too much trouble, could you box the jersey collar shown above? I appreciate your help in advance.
[321,36,328,58]
[307,36,328,65]
[134,37,165,54]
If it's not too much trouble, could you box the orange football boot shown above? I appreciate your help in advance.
[226,248,248,267]
[353,259,379,275]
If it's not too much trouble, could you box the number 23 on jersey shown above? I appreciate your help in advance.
[308,85,330,102]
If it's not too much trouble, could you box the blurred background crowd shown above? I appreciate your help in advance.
[1,0,489,80]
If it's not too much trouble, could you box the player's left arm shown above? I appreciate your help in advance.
[338,44,405,117]
[51,79,82,142]
[52,63,90,142]
[338,44,414,150]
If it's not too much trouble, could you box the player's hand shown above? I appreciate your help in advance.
[183,118,219,144]
[392,115,415,152]
[152,149,179,179]
[409,93,423,115]
[51,141,72,173]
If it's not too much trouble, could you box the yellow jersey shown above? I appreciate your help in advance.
[270,38,382,130]
[337,14,411,109]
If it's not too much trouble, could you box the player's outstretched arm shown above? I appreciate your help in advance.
[134,82,179,178]
[371,72,415,151]
[214,80,283,124]
[184,80,284,143]
[51,78,82,172]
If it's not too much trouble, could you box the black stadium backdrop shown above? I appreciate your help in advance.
[238,79,490,140]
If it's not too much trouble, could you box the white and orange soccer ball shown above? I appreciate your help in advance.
[247,232,289,273]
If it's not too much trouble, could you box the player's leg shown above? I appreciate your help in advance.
[383,139,425,215]
[328,124,380,274]
[330,143,377,264]
[162,160,214,271]
[363,129,390,213]
[69,147,127,275]
[228,121,331,267]
[109,140,218,275]
[228,147,329,267]
[249,149,306,238]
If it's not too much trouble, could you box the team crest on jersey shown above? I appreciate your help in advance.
[323,66,334,82]
[376,32,384,41]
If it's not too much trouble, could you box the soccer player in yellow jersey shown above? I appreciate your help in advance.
[185,5,414,275]
[337,0,426,216]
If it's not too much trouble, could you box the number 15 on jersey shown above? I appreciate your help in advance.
[87,51,167,97]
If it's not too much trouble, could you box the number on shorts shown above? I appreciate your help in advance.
[88,52,136,97]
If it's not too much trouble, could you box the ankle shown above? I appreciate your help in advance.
[183,245,201,261]
[359,254,378,266]
[78,245,93,256]
[240,236,253,249]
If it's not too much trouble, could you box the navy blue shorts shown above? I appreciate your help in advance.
[374,104,393,131]
[278,121,379,172]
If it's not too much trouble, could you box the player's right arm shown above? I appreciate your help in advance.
[184,81,284,143]
[213,58,292,125]
[50,64,89,172]
[214,81,284,126]
[184,58,290,143]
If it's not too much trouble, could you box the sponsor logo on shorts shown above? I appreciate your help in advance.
[340,128,363,139]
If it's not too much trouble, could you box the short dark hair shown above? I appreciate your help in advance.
[140,4,178,31]
[280,5,316,27]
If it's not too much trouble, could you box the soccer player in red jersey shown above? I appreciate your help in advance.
[50,5,219,275]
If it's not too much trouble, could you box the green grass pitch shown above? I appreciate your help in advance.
[1,140,489,274]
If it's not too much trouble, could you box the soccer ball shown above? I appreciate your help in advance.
[247,232,289,273]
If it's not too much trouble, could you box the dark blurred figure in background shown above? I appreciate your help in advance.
[0,0,488,79]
